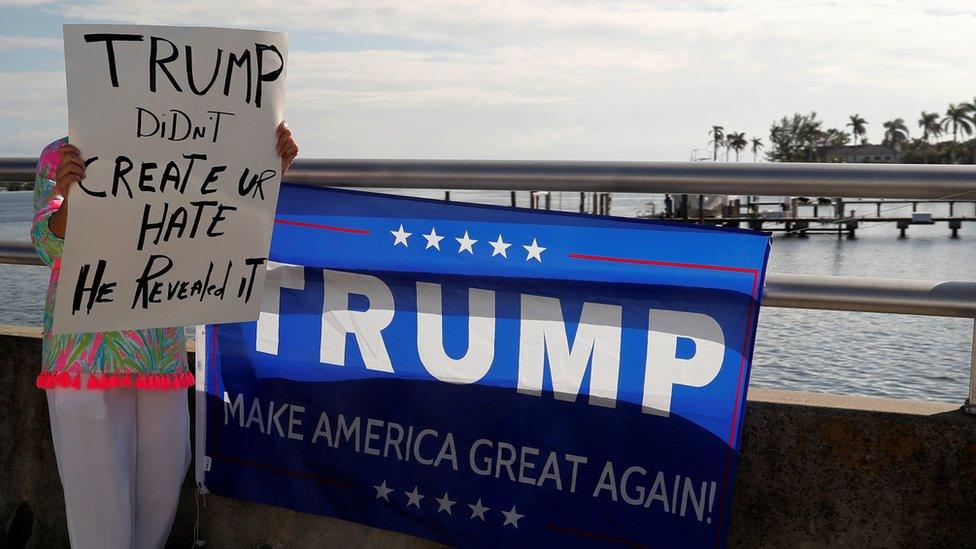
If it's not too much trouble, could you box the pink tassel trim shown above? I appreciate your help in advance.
[36,371,195,391]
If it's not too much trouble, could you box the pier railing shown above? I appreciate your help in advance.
[1,157,975,410]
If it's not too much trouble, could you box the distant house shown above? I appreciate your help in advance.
[821,144,901,163]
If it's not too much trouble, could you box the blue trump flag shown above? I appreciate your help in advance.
[196,184,770,548]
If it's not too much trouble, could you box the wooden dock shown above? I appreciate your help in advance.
[657,195,976,238]
[454,191,975,238]
[699,216,975,238]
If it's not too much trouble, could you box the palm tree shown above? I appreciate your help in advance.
[799,112,823,161]
[727,132,747,161]
[708,126,724,161]
[917,111,941,163]
[918,111,941,142]
[941,104,973,162]
[820,128,850,147]
[750,137,763,162]
[847,114,867,146]
[882,118,909,149]
[766,112,824,162]
[966,97,976,163]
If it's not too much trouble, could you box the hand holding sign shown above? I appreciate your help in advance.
[56,144,86,198]
[56,25,289,334]
[276,122,298,174]
[48,144,85,238]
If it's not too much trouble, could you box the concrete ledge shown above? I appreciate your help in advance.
[747,386,960,415]
[0,324,41,339]
[730,386,976,547]
[2,329,975,547]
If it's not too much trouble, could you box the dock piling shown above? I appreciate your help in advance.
[949,219,961,238]
[897,219,909,238]
[795,220,809,237]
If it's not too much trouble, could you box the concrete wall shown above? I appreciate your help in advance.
[730,389,976,547]
[2,327,975,548]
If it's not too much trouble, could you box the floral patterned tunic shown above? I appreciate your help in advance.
[31,138,193,390]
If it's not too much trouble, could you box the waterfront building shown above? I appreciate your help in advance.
[822,144,901,163]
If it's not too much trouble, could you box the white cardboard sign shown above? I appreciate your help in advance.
[56,24,288,334]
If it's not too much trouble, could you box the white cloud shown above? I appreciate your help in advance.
[0,70,65,118]
[0,127,62,156]
[286,47,677,110]
[2,0,974,159]
[0,36,61,50]
[0,70,65,155]
[0,0,55,5]
[496,125,589,153]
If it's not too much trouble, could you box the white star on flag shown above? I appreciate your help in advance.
[435,492,457,514]
[468,498,489,521]
[390,224,411,247]
[373,480,393,501]
[488,235,511,258]
[423,228,444,250]
[405,486,425,508]
[501,505,524,528]
[456,231,477,254]
[523,239,546,262]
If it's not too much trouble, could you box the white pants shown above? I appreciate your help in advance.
[46,387,191,549]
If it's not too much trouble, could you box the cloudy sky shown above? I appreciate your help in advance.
[1,0,974,160]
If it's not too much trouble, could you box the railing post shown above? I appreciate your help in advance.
[966,319,976,415]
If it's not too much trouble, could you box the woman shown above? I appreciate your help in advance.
[31,122,299,548]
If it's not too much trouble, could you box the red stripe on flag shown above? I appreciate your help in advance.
[275,218,370,235]
[568,252,758,274]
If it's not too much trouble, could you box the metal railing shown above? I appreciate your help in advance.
[5,157,976,198]
[2,157,975,410]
